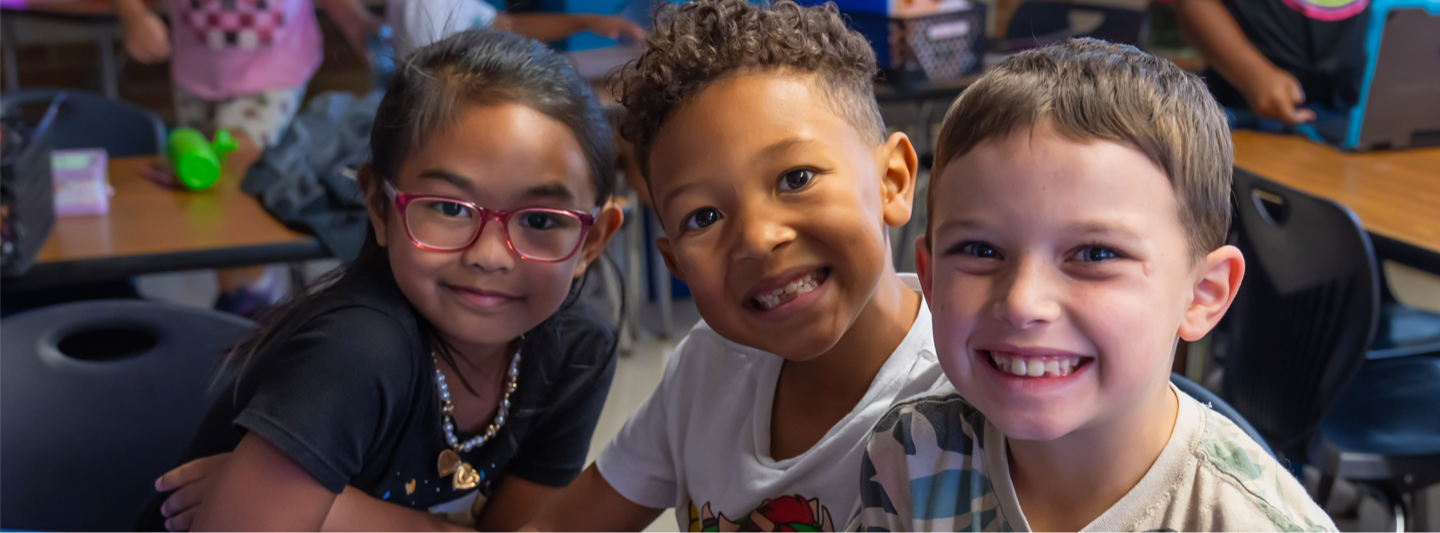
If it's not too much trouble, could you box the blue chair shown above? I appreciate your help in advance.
[0,89,166,157]
[1004,1,1149,46]
[1172,372,1275,460]
[1223,168,1440,529]
[0,300,253,531]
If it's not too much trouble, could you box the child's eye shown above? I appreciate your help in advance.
[1074,245,1122,262]
[950,241,1003,259]
[777,169,814,192]
[429,201,473,218]
[682,207,723,231]
[518,212,558,230]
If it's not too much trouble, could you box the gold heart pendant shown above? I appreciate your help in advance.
[452,462,480,490]
[438,449,461,477]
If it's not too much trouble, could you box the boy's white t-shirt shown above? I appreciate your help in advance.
[596,274,951,531]
[387,0,498,59]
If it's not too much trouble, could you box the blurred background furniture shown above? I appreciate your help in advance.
[0,143,329,292]
[1,88,165,157]
[0,299,254,531]
[1221,167,1440,530]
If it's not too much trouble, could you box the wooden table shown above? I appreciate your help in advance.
[8,147,328,288]
[1232,130,1440,274]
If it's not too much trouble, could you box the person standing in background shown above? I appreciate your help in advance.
[1175,0,1369,126]
[117,0,382,315]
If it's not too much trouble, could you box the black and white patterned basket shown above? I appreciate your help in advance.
[896,5,987,82]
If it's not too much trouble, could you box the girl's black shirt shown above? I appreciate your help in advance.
[1207,0,1368,112]
[135,261,617,529]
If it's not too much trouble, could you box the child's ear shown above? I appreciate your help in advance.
[1178,245,1246,341]
[572,201,625,279]
[357,163,389,248]
[655,237,686,285]
[879,132,919,229]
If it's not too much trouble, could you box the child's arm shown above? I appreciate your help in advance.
[522,466,664,531]
[152,453,475,532]
[313,0,384,56]
[494,13,646,44]
[114,0,170,63]
[190,434,337,531]
[1174,0,1316,124]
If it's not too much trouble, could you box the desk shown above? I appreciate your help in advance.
[1232,131,1440,274]
[9,147,328,288]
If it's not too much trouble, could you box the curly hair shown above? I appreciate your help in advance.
[609,0,885,180]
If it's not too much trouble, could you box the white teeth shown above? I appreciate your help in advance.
[754,271,823,310]
[1026,361,1045,377]
[991,353,1083,378]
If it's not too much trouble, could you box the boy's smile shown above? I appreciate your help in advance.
[919,121,1213,442]
[646,71,916,361]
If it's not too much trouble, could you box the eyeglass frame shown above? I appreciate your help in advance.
[381,181,599,262]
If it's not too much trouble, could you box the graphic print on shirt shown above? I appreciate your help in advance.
[184,0,287,49]
[1280,0,1368,21]
[686,496,835,532]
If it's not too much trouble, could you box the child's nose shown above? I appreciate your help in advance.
[461,219,516,272]
[730,208,797,261]
[992,255,1062,329]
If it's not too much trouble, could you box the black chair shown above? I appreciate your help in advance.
[1223,168,1440,529]
[1172,372,1275,460]
[0,300,253,531]
[1,89,166,157]
[1004,1,1149,46]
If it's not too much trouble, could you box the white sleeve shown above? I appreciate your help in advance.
[593,335,696,510]
[388,0,497,59]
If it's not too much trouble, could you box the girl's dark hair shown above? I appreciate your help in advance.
[225,30,618,393]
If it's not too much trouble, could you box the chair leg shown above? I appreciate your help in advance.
[1408,486,1428,532]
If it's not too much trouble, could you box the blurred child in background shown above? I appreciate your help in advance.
[1176,0,1369,127]
[117,0,384,314]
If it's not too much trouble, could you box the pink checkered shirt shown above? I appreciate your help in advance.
[169,0,322,99]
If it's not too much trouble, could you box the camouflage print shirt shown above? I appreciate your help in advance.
[851,384,1336,532]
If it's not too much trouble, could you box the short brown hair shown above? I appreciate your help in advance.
[610,0,885,180]
[928,38,1232,258]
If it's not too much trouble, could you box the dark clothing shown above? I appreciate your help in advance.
[134,258,617,530]
[1206,0,1369,112]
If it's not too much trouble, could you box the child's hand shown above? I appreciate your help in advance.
[122,11,171,64]
[1241,66,1316,125]
[154,453,231,531]
[584,15,646,44]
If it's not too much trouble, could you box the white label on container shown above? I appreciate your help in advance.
[935,0,970,11]
[927,19,970,40]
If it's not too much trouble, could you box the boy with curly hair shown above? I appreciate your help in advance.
[526,0,949,530]
[855,39,1335,531]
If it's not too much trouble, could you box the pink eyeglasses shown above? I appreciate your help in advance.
[383,181,597,262]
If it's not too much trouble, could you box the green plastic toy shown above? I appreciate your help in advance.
[166,128,237,190]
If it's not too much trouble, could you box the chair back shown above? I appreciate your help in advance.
[1005,1,1149,45]
[1171,372,1276,459]
[1,300,253,531]
[1,89,166,157]
[1220,168,1379,452]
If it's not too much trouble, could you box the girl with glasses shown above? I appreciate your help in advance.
[135,29,624,532]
